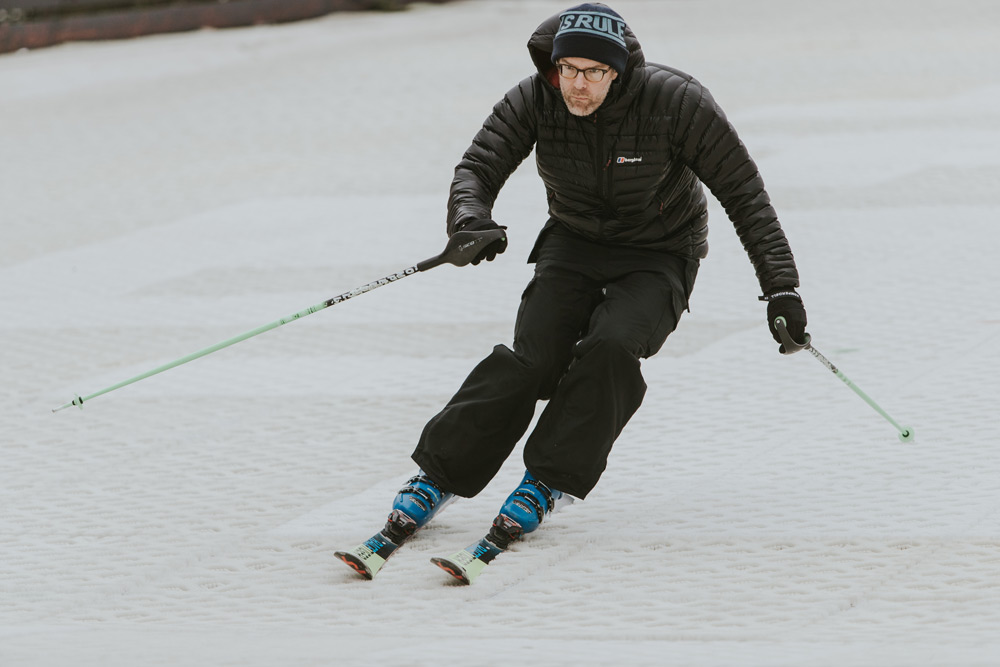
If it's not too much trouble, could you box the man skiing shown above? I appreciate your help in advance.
[337,2,807,583]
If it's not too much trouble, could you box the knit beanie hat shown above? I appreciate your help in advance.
[550,3,629,75]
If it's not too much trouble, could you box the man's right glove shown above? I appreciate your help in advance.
[761,289,807,346]
[457,218,508,265]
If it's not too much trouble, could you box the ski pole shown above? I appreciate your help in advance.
[774,317,915,443]
[52,229,506,413]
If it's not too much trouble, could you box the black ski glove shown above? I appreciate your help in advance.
[761,289,807,346]
[457,218,508,265]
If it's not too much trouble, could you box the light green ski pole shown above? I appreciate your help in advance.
[52,229,506,413]
[775,317,914,443]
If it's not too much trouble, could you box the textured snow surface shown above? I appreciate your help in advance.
[2,1,999,665]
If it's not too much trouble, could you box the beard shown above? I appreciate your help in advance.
[561,85,610,117]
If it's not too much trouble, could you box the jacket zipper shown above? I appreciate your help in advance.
[594,115,606,199]
[593,114,617,239]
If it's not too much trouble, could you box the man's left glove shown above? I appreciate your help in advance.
[761,289,807,346]
[458,218,508,265]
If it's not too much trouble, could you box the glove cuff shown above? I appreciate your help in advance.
[758,289,801,302]
[455,218,501,234]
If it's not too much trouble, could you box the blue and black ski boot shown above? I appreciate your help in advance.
[336,472,454,579]
[494,470,564,542]
[430,470,570,584]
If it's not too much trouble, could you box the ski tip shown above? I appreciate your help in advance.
[335,550,374,580]
[430,556,472,585]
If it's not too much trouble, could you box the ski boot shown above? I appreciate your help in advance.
[336,472,454,579]
[431,470,570,583]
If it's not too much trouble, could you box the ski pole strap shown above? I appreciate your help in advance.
[774,316,811,354]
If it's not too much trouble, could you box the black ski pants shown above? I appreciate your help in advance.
[412,235,697,500]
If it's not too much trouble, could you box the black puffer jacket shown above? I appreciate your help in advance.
[447,11,799,293]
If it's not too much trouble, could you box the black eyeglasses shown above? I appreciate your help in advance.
[556,63,613,82]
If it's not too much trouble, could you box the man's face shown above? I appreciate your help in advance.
[557,57,619,117]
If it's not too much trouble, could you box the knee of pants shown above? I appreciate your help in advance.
[573,332,643,362]
[490,344,572,397]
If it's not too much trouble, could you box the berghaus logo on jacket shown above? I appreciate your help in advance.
[616,155,643,164]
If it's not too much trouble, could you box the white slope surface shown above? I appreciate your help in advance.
[2,1,999,665]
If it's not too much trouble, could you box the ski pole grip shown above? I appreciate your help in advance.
[417,228,508,271]
[774,316,811,355]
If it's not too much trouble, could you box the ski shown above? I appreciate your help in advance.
[430,536,505,584]
[335,510,417,580]
[430,514,521,585]
[335,531,404,580]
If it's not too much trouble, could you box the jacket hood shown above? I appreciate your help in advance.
[527,8,645,87]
